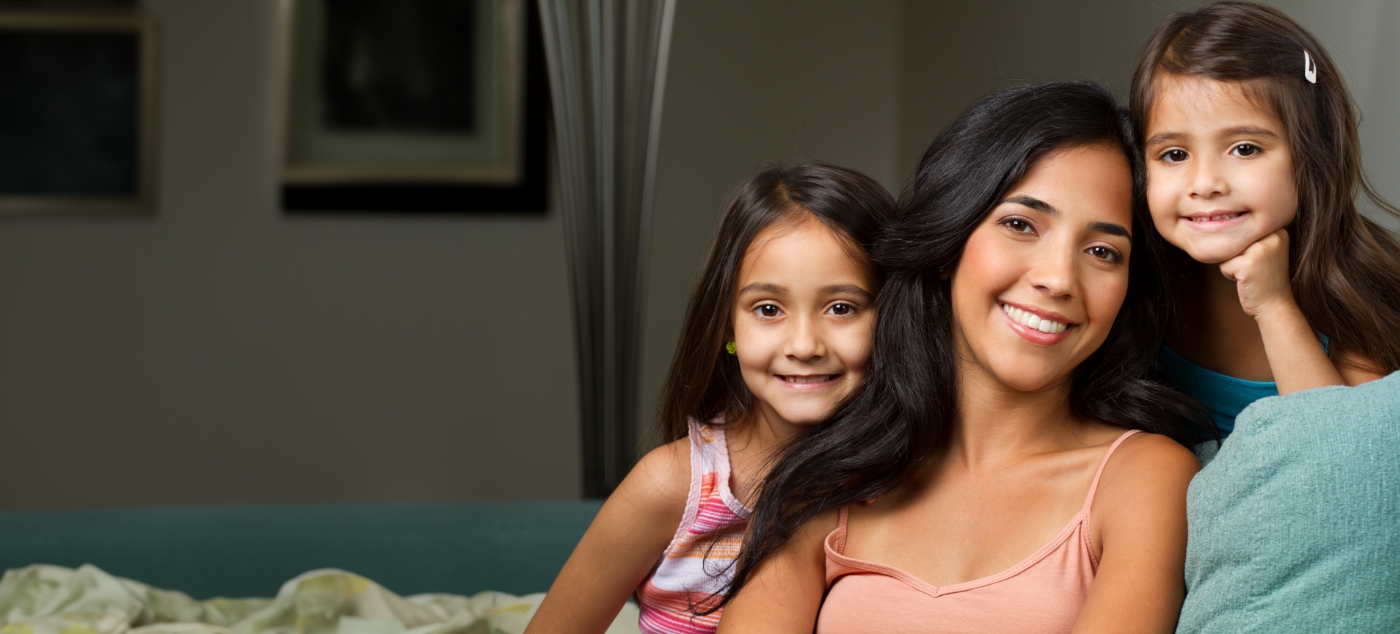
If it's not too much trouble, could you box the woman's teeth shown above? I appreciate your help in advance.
[1001,303,1068,334]
[780,375,837,383]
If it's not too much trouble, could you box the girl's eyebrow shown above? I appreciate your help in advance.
[1144,131,1186,149]
[822,284,873,300]
[1218,125,1280,139]
[738,282,785,295]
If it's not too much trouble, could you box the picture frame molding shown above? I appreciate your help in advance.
[0,9,157,215]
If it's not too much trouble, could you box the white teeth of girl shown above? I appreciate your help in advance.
[1001,303,1067,334]
[1191,213,1241,222]
[784,375,836,383]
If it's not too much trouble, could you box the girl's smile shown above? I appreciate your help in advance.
[732,216,874,432]
[1144,75,1298,264]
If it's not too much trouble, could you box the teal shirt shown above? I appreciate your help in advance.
[1157,346,1277,439]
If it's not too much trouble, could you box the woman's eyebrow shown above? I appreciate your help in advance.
[1007,195,1130,238]
[1004,195,1057,216]
[1089,221,1131,238]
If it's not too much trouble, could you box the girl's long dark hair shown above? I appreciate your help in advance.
[725,81,1212,603]
[1131,0,1400,374]
[656,163,896,442]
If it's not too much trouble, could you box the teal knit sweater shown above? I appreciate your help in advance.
[1178,371,1400,633]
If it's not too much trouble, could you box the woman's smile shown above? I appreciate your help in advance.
[951,143,1133,394]
[999,301,1074,344]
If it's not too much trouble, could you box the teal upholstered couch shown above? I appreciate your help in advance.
[0,501,602,599]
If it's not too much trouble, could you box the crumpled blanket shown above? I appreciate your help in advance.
[1178,371,1400,633]
[0,565,639,634]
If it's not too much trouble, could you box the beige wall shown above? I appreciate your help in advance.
[0,0,580,508]
[3,0,1395,508]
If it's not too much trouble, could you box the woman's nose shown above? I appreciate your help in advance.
[1028,245,1077,299]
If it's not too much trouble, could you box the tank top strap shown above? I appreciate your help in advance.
[1082,429,1141,513]
[687,417,732,478]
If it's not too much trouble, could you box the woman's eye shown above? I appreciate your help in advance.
[828,302,857,316]
[1000,218,1034,234]
[1087,246,1122,263]
[1231,143,1260,158]
[1159,149,1188,164]
[755,304,782,318]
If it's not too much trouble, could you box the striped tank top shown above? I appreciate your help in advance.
[636,419,751,633]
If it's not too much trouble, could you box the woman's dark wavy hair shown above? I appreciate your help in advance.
[724,80,1213,603]
[656,163,896,443]
[1131,0,1400,374]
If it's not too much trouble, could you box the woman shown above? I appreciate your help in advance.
[716,81,1211,633]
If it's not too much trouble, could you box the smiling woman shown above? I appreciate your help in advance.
[717,82,1213,634]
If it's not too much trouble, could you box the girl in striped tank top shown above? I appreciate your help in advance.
[525,163,896,634]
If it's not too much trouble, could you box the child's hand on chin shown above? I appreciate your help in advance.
[1219,228,1297,319]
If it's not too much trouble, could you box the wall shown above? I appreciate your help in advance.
[0,0,580,509]
[4,0,1395,508]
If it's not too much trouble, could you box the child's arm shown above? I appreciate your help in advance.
[1072,434,1200,634]
[1219,228,1344,395]
[524,440,690,634]
[716,511,836,634]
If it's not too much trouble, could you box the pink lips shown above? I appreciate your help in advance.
[1182,210,1249,232]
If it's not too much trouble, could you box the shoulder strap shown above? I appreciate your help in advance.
[1083,429,1141,512]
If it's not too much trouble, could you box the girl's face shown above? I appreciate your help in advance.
[1143,75,1298,264]
[950,144,1133,394]
[732,217,875,431]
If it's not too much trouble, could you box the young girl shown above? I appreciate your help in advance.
[1130,0,1400,438]
[717,81,1208,633]
[1131,3,1400,630]
[524,163,896,634]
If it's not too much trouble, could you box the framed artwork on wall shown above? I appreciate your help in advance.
[0,9,156,214]
[279,0,548,213]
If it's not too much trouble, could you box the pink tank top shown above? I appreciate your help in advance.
[636,419,750,634]
[817,430,1140,634]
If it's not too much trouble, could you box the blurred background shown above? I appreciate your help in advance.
[0,0,1395,509]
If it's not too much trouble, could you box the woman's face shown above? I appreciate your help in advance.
[949,144,1134,394]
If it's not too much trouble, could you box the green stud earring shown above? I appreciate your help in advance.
[725,341,737,355]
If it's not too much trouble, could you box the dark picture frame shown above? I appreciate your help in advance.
[280,0,548,213]
[0,9,156,215]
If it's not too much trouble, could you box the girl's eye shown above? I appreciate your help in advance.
[1159,149,1188,164]
[827,302,858,316]
[999,217,1035,234]
[755,304,782,318]
[1231,143,1261,158]
[1087,246,1122,264]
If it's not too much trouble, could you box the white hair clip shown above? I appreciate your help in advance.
[1304,50,1317,84]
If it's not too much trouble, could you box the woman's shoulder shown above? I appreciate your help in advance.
[1101,431,1199,483]
[1090,431,1199,519]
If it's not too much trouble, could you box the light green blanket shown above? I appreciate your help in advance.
[0,565,639,634]
[1178,371,1400,633]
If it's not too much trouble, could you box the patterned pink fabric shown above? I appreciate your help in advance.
[636,419,750,634]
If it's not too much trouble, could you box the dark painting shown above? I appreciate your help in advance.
[0,31,139,196]
[321,0,477,133]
